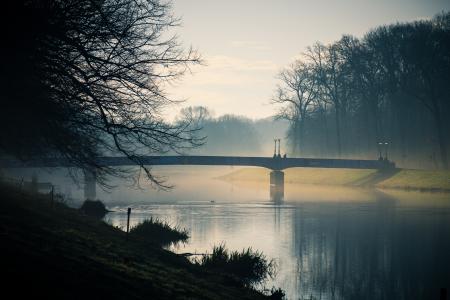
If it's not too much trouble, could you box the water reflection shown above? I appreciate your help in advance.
[103,168,450,300]
[270,184,284,203]
[270,170,285,203]
[290,196,450,299]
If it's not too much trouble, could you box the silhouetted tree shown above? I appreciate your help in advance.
[396,19,450,168]
[176,108,263,156]
[0,0,201,186]
[274,12,450,168]
[177,106,213,128]
[305,41,353,157]
[273,60,318,155]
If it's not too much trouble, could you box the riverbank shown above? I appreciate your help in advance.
[218,168,450,192]
[0,184,270,300]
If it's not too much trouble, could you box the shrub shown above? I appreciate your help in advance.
[268,287,286,299]
[79,200,108,218]
[130,218,189,246]
[200,244,275,286]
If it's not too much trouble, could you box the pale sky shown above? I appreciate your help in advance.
[165,0,450,120]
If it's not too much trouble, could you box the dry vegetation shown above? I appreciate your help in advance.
[218,168,450,192]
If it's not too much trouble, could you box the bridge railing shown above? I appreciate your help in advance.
[0,155,395,170]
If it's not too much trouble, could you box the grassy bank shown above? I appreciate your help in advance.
[130,218,189,247]
[376,169,450,191]
[0,184,271,300]
[199,244,275,287]
[218,168,450,192]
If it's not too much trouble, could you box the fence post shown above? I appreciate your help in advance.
[126,207,131,241]
[441,288,447,300]
[51,185,54,208]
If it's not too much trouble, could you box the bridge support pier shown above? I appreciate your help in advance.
[84,170,97,200]
[270,170,284,202]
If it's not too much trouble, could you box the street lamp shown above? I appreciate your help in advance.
[273,138,277,158]
[277,138,281,158]
[377,142,383,160]
[384,142,389,161]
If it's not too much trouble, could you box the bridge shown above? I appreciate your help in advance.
[1,155,395,201]
[0,155,394,170]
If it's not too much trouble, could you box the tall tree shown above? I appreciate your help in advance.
[275,12,450,168]
[273,60,318,155]
[0,0,201,186]
[305,41,352,157]
[397,19,450,168]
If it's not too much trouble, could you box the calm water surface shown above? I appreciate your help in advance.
[103,167,450,300]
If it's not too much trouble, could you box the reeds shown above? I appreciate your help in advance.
[200,243,276,286]
[130,218,189,246]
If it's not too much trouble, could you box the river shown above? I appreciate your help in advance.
[100,166,449,300]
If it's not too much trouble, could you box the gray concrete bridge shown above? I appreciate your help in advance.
[1,155,395,201]
[0,155,395,170]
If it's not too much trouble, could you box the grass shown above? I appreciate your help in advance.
[285,168,377,185]
[130,218,189,247]
[199,244,275,286]
[218,167,450,192]
[0,182,270,300]
[377,169,450,191]
[219,168,377,185]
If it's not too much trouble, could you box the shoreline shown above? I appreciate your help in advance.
[217,168,450,194]
[0,183,271,300]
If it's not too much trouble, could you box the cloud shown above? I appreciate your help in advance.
[230,40,271,51]
[165,54,279,120]
[178,55,278,87]
[205,55,278,72]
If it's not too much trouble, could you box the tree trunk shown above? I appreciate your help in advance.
[434,110,449,169]
[298,118,305,156]
[335,106,342,157]
[430,96,448,169]
[322,111,330,157]
[291,121,299,155]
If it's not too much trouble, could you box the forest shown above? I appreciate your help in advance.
[273,12,450,169]
[176,106,288,156]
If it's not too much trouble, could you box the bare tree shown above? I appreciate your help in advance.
[338,35,386,154]
[0,0,202,187]
[177,106,213,129]
[305,43,339,156]
[273,60,318,155]
[397,18,450,168]
[273,12,450,168]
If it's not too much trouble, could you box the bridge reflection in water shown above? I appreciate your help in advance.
[270,170,284,202]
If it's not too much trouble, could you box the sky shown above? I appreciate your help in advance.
[165,0,450,120]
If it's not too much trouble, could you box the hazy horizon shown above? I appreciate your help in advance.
[165,0,450,120]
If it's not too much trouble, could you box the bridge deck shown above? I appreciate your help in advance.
[1,155,395,170]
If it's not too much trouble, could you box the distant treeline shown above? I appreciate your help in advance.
[274,12,450,169]
[177,106,288,156]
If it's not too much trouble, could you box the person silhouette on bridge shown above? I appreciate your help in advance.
[273,139,277,158]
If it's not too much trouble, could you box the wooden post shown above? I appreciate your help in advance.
[83,169,97,200]
[441,288,447,300]
[51,185,54,208]
[126,207,131,241]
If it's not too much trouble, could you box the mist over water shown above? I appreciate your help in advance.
[99,166,450,300]
[2,2,449,300]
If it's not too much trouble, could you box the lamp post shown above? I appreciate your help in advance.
[273,139,277,158]
[384,142,389,161]
[277,138,281,158]
[377,142,383,160]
